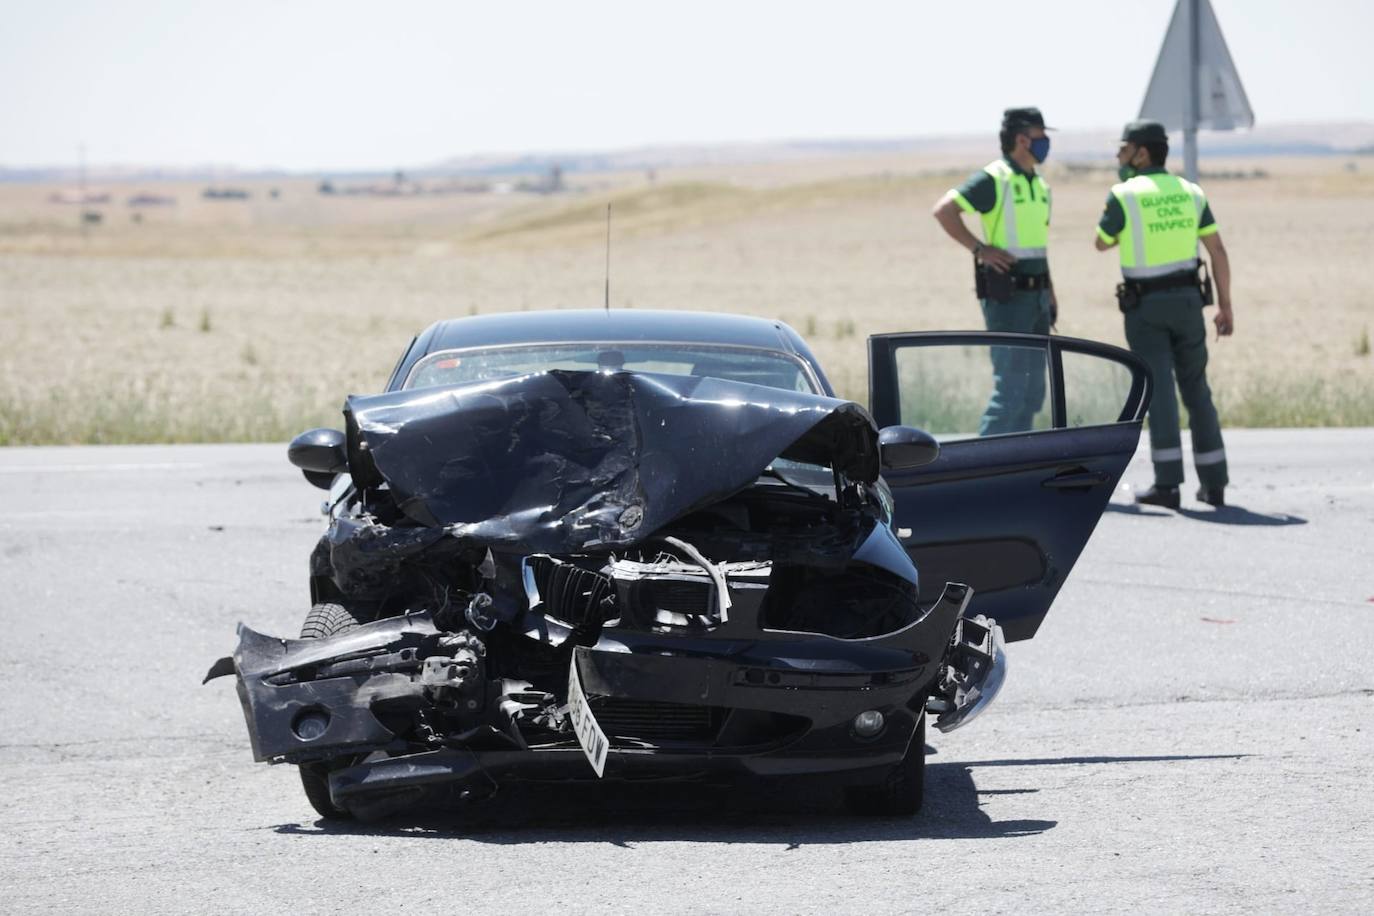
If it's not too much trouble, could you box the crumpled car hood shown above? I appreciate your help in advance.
[343,370,879,553]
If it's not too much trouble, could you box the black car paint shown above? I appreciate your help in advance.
[230,583,972,764]
[214,312,1149,819]
[345,370,879,550]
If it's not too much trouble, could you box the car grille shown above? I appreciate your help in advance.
[588,698,724,742]
[528,556,613,626]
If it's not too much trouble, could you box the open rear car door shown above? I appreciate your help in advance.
[868,332,1150,642]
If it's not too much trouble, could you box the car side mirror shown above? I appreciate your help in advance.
[879,425,940,470]
[288,428,348,489]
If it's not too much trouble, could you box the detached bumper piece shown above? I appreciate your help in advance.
[927,614,1006,733]
[215,584,975,819]
[221,613,445,764]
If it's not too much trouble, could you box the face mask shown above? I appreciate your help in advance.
[1118,165,1136,181]
[1029,136,1051,163]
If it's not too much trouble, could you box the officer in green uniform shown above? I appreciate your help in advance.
[933,107,1056,436]
[1095,120,1235,508]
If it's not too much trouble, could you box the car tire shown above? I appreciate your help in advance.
[844,713,925,817]
[296,601,370,820]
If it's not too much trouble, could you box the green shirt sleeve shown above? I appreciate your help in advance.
[950,169,997,214]
[1198,202,1218,237]
[1097,192,1125,241]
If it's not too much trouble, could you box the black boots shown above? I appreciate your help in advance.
[1196,486,1226,507]
[1135,485,1180,509]
[1135,485,1225,508]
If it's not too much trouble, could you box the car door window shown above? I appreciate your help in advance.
[1062,347,1138,428]
[893,341,1051,440]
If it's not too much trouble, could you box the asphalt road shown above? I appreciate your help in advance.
[1,430,1371,914]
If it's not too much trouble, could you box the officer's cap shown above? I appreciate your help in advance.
[1002,107,1053,131]
[1121,120,1169,145]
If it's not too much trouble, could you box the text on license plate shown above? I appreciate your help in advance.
[567,656,609,777]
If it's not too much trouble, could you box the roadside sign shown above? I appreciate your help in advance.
[1139,0,1253,179]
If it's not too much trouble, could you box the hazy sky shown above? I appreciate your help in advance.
[2,0,1370,170]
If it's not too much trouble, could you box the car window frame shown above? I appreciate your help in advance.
[866,331,1150,436]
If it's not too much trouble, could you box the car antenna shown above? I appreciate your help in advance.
[603,203,612,312]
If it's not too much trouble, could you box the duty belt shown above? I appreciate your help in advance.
[1011,274,1053,291]
[1121,270,1197,296]
[1116,265,1211,313]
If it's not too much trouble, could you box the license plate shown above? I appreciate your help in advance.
[567,656,609,777]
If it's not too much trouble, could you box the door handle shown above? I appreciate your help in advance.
[1041,470,1110,490]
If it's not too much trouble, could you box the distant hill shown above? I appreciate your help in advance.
[423,122,1374,175]
[4,121,1372,184]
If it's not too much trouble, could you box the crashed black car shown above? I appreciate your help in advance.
[208,310,1149,820]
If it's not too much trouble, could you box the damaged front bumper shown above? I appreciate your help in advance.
[927,614,1007,733]
[212,582,1004,816]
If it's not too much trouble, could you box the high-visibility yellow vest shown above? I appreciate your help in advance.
[978,159,1050,258]
[1110,172,1208,278]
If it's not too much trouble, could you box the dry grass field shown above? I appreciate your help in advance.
[1,152,1371,445]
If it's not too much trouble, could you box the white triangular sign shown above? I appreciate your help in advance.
[1139,0,1254,131]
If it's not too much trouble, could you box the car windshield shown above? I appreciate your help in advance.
[405,343,818,394]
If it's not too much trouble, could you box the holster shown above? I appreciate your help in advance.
[974,259,1014,304]
[1199,262,1214,306]
[1115,283,1140,313]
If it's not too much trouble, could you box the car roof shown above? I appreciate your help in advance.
[390,309,836,395]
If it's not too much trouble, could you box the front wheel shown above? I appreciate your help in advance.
[844,714,925,817]
[296,601,370,820]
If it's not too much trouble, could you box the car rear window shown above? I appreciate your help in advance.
[405,344,818,394]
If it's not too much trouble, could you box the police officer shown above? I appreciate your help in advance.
[933,107,1056,436]
[1095,120,1234,508]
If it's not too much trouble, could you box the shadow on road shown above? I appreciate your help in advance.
[268,758,1052,843]
[264,751,1244,844]
[266,750,1259,845]
[266,751,1251,846]
[1175,505,1307,526]
[959,753,1248,767]
[1106,501,1306,526]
